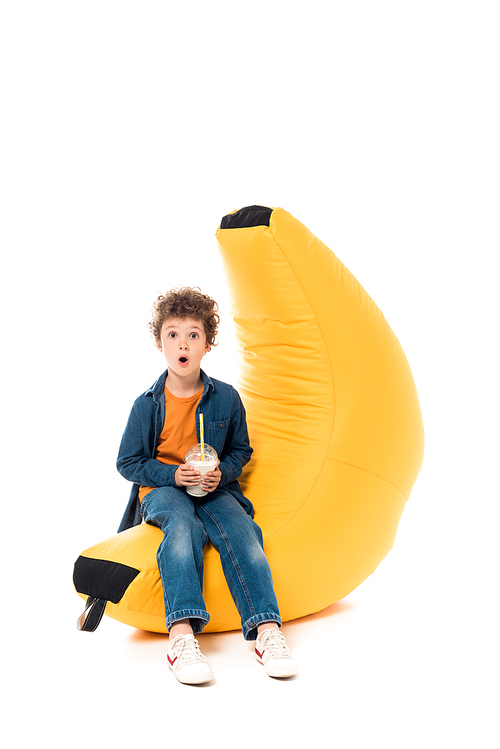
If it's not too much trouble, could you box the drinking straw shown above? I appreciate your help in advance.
[200,413,205,461]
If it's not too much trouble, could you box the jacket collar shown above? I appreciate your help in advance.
[146,368,215,402]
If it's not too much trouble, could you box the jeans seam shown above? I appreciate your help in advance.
[157,544,172,618]
[166,609,210,634]
[243,613,282,640]
[198,504,256,617]
[198,530,208,586]
[143,489,207,622]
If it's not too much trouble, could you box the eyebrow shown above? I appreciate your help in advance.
[164,324,203,331]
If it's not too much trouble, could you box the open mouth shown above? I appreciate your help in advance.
[178,356,189,365]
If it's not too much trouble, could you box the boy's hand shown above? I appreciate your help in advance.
[201,466,221,493]
[174,464,202,488]
[174,463,221,492]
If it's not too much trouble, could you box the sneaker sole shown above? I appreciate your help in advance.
[255,656,298,678]
[168,661,214,685]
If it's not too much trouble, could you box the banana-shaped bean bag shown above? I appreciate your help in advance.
[74,206,424,633]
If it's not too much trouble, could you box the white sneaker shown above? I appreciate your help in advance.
[255,629,298,678]
[167,634,213,685]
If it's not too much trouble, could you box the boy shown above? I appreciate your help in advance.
[116,287,297,684]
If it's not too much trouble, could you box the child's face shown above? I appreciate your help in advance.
[157,316,210,378]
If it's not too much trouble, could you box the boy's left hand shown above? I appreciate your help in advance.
[201,465,221,493]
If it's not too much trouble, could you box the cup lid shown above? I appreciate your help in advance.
[184,443,218,462]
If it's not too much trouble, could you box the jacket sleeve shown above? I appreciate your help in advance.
[218,389,253,487]
[116,398,178,488]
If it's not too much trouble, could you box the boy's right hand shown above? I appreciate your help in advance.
[174,464,201,488]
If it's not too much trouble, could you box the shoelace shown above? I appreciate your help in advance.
[173,636,207,665]
[260,629,290,657]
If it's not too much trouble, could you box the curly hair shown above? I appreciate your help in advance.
[148,287,220,348]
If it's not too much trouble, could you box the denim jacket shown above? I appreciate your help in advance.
[116,369,254,532]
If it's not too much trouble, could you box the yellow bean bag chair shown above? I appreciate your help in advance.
[74,205,424,633]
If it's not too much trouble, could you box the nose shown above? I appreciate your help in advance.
[179,338,189,350]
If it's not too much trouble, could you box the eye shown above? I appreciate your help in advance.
[189,332,199,339]
[168,332,178,339]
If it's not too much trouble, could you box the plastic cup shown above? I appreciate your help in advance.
[184,444,218,497]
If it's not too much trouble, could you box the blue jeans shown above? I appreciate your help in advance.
[140,486,282,641]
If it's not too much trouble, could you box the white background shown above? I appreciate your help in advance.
[1,1,498,747]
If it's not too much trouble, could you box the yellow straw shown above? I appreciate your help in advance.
[200,414,205,461]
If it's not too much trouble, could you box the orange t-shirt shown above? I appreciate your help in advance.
[139,383,204,502]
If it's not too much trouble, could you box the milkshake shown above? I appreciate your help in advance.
[184,444,218,497]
